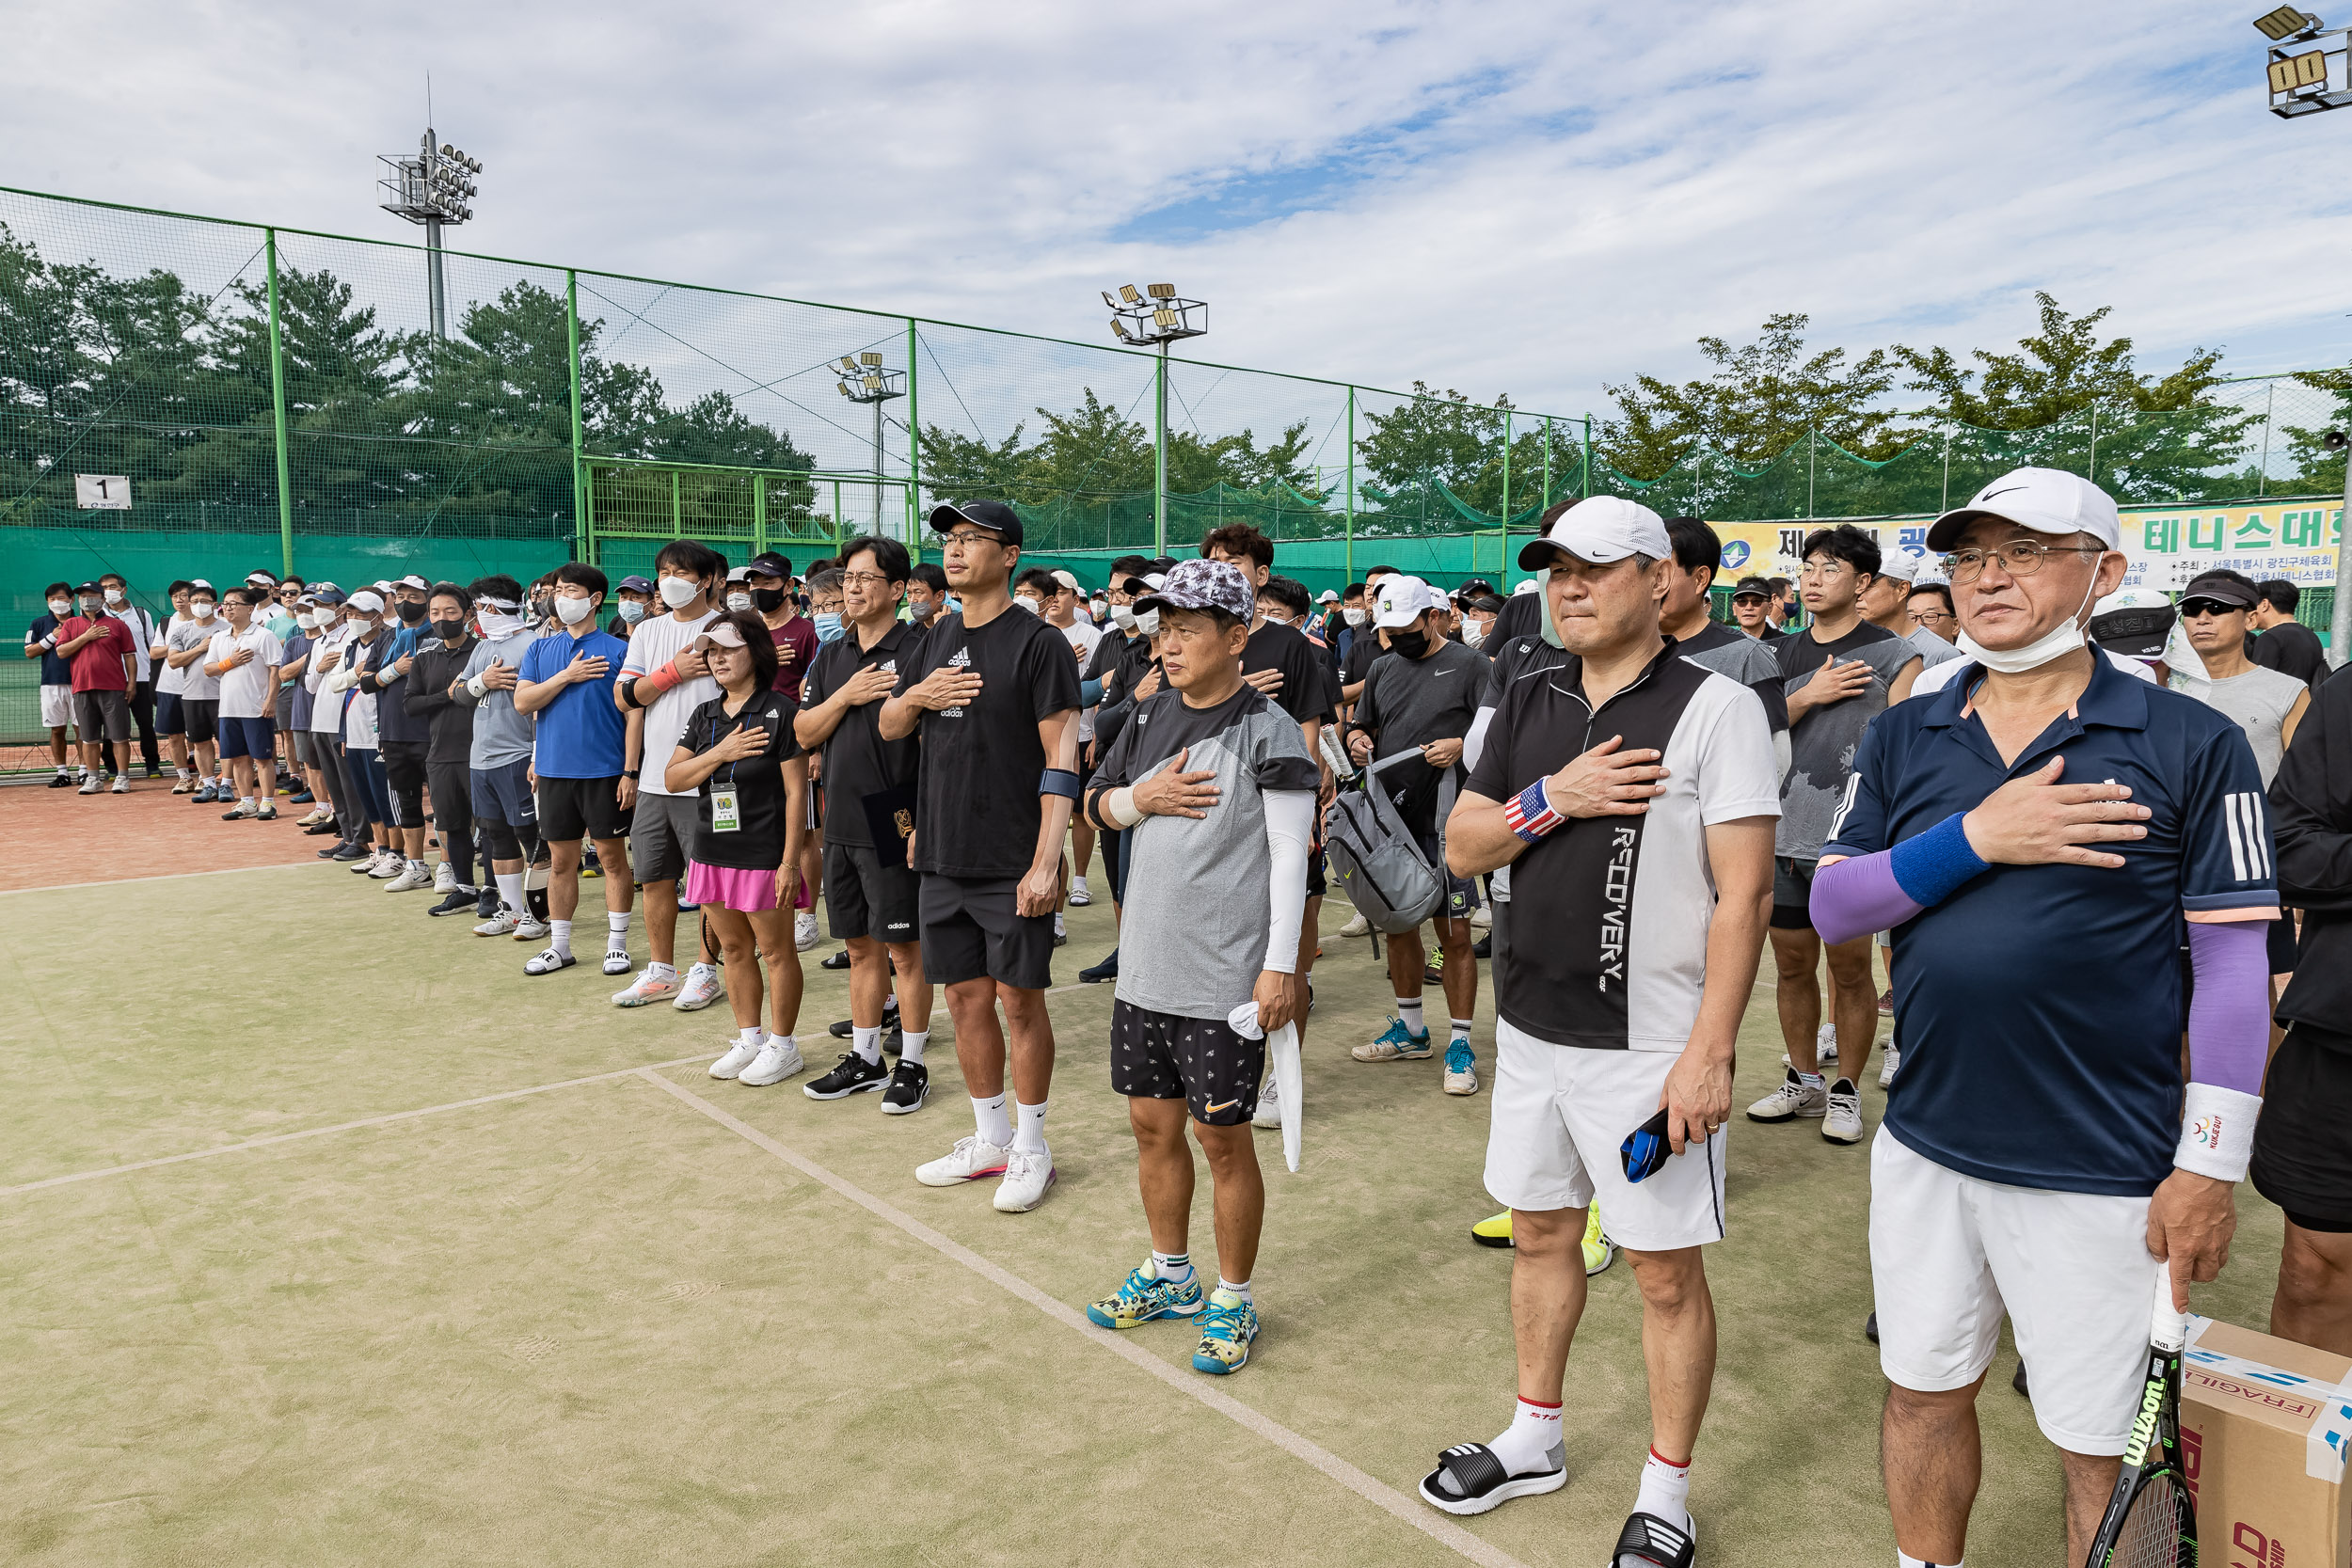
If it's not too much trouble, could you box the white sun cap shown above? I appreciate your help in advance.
[1516,496,1672,571]
[1373,575,1444,629]
[1926,467,2122,553]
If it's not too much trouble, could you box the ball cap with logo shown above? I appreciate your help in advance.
[2178,570,2261,611]
[929,499,1025,548]
[1134,558,1254,623]
[1373,574,1446,628]
[1515,495,1673,571]
[2089,587,2177,658]
[1730,575,1773,600]
[617,574,656,594]
[1923,466,2122,553]
[746,553,793,579]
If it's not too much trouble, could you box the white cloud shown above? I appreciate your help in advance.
[5,0,2344,470]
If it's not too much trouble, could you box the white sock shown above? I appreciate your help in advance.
[1011,1099,1049,1154]
[648,961,676,983]
[549,919,573,956]
[739,1025,767,1052]
[240,797,255,809]
[1072,875,1089,895]
[1216,1277,1252,1305]
[1450,1017,1473,1044]
[606,911,629,953]
[898,1028,930,1066]
[1798,1069,1825,1090]
[971,1093,1012,1148]
[496,871,525,914]
[1396,996,1426,1037]
[852,1025,883,1067]
[1054,912,1066,937]
[1897,1554,1961,1568]
[1151,1250,1194,1285]
[1634,1448,1692,1527]
[408,857,427,873]
[1488,1397,1564,1478]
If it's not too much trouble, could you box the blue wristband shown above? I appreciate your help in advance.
[1887,812,1992,907]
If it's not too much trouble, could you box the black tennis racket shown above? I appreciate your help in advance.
[2085,1265,2197,1568]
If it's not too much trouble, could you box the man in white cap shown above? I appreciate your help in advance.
[1344,573,1487,1091]
[1809,467,2276,1567]
[1857,546,1963,673]
[1417,495,1776,1550]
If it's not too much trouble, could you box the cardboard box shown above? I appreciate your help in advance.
[2180,1316,2352,1567]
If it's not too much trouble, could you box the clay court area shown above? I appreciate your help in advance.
[0,800,2293,1567]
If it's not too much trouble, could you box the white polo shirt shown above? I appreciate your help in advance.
[207,625,286,721]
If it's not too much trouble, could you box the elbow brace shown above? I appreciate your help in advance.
[1040,768,1082,802]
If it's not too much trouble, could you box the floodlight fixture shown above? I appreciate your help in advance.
[379,126,488,340]
[1147,283,1175,298]
[833,347,907,533]
[2255,5,2323,37]
[861,352,883,367]
[1119,285,1141,304]
[1097,282,1209,557]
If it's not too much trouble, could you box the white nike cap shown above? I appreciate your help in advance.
[1874,546,1931,583]
[1925,467,2122,553]
[1516,496,1672,570]
[1373,575,1444,629]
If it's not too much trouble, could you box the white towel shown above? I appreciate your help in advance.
[1227,1002,1302,1173]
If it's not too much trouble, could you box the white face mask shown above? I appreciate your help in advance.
[1013,595,1041,614]
[1136,609,1161,637]
[1262,610,1289,626]
[295,611,318,630]
[555,594,596,626]
[192,601,216,620]
[1463,620,1487,647]
[1109,603,1137,631]
[725,592,753,611]
[1343,607,1366,627]
[103,588,126,605]
[1091,600,1108,620]
[658,575,700,610]
[1954,560,2106,675]
[48,597,70,616]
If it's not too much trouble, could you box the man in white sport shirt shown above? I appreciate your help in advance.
[203,587,286,821]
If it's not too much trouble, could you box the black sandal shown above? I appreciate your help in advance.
[1417,1441,1565,1516]
[1611,1510,1695,1566]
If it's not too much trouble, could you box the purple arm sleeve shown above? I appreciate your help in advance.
[1809,852,1924,946]
[2185,920,2271,1096]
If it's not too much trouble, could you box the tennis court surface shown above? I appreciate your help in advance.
[0,835,2289,1566]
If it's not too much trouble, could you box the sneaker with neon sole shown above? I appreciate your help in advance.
[612,971,677,1006]
[1191,1290,1260,1375]
[1085,1265,1203,1329]
[916,1135,1011,1187]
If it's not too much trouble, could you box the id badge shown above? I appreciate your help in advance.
[710,787,742,832]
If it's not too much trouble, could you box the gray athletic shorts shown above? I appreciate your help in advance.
[629,791,701,884]
[293,729,330,768]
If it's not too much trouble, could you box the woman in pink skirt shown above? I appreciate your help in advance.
[662,613,810,1087]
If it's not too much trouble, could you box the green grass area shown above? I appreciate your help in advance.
[0,863,2287,1566]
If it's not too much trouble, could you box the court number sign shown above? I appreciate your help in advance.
[74,474,133,511]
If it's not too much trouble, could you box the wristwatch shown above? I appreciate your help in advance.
[622,768,641,780]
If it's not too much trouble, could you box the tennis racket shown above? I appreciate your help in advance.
[2085,1263,2197,1568]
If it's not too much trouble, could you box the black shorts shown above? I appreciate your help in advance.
[1772,855,1816,930]
[156,690,185,736]
[182,696,219,746]
[918,873,1054,990]
[1306,844,1327,900]
[2266,915,2298,974]
[539,774,632,843]
[383,740,429,829]
[827,839,921,943]
[2251,1022,2352,1230]
[1109,998,1265,1126]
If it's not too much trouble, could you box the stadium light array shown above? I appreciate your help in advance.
[1100,284,1208,555]
[377,127,487,341]
[834,349,906,532]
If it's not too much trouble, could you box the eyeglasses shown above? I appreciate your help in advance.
[1798,561,1851,580]
[1939,539,2106,584]
[2178,598,2241,619]
[837,571,893,587]
[1908,609,1952,626]
[941,530,1000,549]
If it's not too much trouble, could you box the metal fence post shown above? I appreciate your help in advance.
[1500,406,1512,528]
[264,229,294,578]
[2332,460,2352,669]
[905,318,921,554]
[2089,403,2099,484]
[753,468,768,559]
[1344,386,1356,581]
[1582,416,1593,499]
[1154,343,1169,558]
[1542,414,1552,513]
[566,270,587,563]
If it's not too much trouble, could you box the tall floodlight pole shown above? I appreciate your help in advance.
[2251,6,2352,661]
[834,353,906,534]
[1104,284,1206,557]
[378,130,485,341]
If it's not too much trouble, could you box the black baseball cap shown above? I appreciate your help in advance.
[746,552,792,579]
[2180,571,2259,610]
[929,500,1024,548]
[617,574,655,594]
[1730,576,1772,599]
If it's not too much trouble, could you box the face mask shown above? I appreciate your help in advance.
[430,617,466,641]
[753,587,786,613]
[193,601,216,620]
[1954,562,2104,675]
[1343,607,1366,627]
[1110,603,1137,631]
[1388,628,1429,659]
[1013,596,1041,615]
[295,611,318,631]
[617,600,645,625]
[478,610,528,640]
[1262,610,1289,626]
[1535,568,1565,649]
[529,594,552,622]
[555,594,596,626]
[1463,621,1487,647]
[397,599,426,623]
[81,599,106,618]
[659,576,700,610]
[103,588,125,605]
[1091,600,1108,620]
[1136,608,1160,637]
[48,597,70,616]
[814,612,845,642]
[725,592,753,611]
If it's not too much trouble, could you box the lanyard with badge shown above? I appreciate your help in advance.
[707,699,775,832]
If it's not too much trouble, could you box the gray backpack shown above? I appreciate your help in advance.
[1325,750,1455,935]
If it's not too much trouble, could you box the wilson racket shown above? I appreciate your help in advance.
[2085,1263,2196,1568]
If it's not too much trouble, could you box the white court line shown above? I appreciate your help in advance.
[0,860,326,896]
[0,1058,706,1196]
[635,1068,1533,1568]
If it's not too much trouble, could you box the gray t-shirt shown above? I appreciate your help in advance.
[1905,627,1964,669]
[1090,685,1320,1020]
[169,614,224,700]
[2169,664,2306,787]
[459,627,542,769]
[1775,622,1921,862]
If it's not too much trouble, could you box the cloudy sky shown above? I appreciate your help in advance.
[6,0,2347,459]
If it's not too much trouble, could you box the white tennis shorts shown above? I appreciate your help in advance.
[40,683,73,729]
[1483,1018,1728,1252]
[1869,1128,2161,1455]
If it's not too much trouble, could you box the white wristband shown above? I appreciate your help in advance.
[1102,785,1143,829]
[468,673,489,699]
[2173,1082,2261,1183]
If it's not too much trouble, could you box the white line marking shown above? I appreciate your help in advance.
[634,1068,1533,1568]
[0,1057,707,1196]
[0,860,326,896]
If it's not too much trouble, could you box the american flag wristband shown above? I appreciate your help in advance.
[1503,779,1564,843]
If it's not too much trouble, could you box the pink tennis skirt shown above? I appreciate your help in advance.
[683,860,813,913]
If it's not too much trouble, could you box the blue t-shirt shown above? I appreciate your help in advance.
[1823,656,2278,1197]
[519,626,629,778]
[26,612,72,685]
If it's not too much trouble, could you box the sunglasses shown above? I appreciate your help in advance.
[2178,598,2242,619]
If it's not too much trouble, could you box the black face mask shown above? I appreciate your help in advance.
[752,587,786,613]
[529,594,552,621]
[1387,629,1429,659]
[430,618,466,642]
[396,599,427,623]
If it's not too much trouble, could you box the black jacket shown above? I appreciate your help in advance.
[2270,665,2352,1031]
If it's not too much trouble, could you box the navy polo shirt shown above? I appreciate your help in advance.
[1822,655,2277,1197]
[519,625,630,779]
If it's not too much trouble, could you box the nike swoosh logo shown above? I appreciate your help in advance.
[1204,1099,1239,1113]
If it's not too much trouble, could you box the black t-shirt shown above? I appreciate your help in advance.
[1348,639,1488,834]
[800,621,926,848]
[1244,619,1338,727]
[1342,631,1385,692]
[894,608,1083,879]
[408,637,480,767]
[2252,620,2328,689]
[1676,618,1790,733]
[681,689,806,870]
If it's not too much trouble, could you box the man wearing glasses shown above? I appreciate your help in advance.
[1808,467,2274,1567]
[882,501,1082,1212]
[1746,525,1920,1144]
[1727,576,1780,641]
